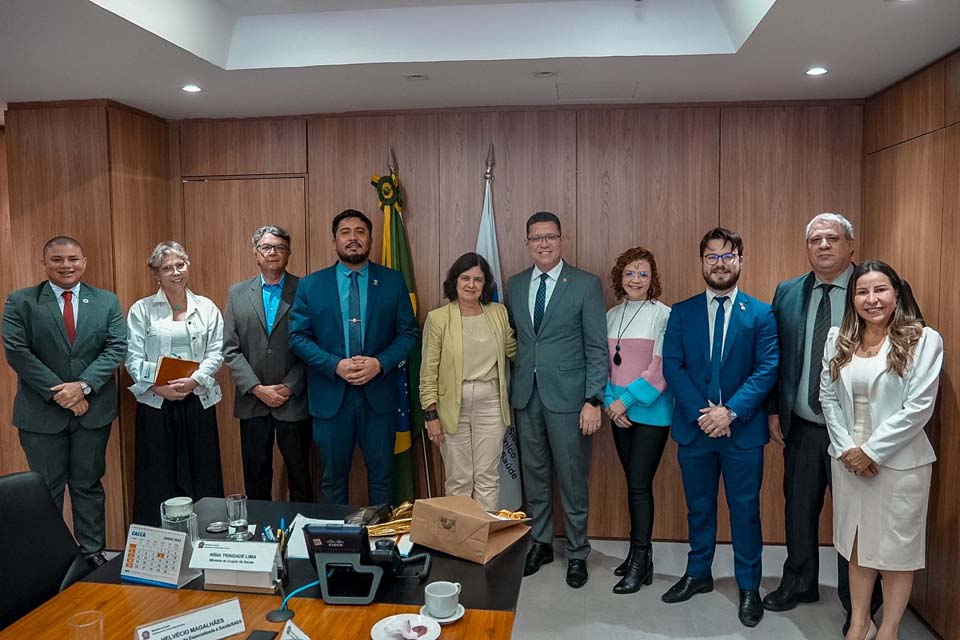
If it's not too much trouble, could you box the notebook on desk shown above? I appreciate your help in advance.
[155,356,201,386]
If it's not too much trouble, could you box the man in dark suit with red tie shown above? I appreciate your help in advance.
[2,236,127,569]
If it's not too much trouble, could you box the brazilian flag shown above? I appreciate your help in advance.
[371,167,422,504]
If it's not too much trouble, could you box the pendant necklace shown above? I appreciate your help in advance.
[613,300,647,366]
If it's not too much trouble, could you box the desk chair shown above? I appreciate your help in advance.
[0,471,92,629]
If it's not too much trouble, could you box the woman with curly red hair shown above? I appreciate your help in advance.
[604,246,673,594]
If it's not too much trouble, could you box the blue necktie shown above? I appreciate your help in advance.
[708,296,728,404]
[348,272,363,357]
[533,273,549,334]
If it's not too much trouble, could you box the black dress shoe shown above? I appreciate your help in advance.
[738,590,764,628]
[614,545,638,577]
[661,575,714,603]
[762,586,820,611]
[612,548,653,594]
[522,542,554,577]
[566,559,588,588]
[86,553,108,570]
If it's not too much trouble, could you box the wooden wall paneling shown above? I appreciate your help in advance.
[576,108,720,540]
[862,131,945,327]
[182,178,308,498]
[865,61,945,154]
[307,114,441,505]
[720,105,864,544]
[924,122,960,639]
[168,123,185,242]
[0,127,14,474]
[3,105,132,547]
[107,106,171,529]
[179,119,307,177]
[947,51,960,127]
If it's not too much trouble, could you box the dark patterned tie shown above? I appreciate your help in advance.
[62,291,76,344]
[533,273,549,334]
[348,272,363,357]
[708,296,728,405]
[808,283,834,415]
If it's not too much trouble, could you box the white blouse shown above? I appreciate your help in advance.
[125,288,224,409]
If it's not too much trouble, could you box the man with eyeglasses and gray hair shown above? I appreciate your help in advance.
[763,213,881,635]
[223,225,313,502]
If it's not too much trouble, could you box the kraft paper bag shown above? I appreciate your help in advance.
[410,496,530,565]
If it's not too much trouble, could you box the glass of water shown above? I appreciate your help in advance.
[68,610,103,640]
[225,494,252,541]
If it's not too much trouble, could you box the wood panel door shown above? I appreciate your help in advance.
[576,107,720,540]
[719,105,864,544]
[182,177,308,498]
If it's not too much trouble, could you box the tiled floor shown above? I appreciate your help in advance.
[512,540,939,639]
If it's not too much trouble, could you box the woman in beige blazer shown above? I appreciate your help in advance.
[420,252,517,511]
[820,261,942,640]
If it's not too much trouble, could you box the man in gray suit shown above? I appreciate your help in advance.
[764,213,879,634]
[507,211,608,588]
[2,236,127,568]
[223,225,313,502]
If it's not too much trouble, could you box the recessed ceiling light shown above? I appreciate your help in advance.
[806,67,829,76]
[401,73,429,81]
[534,71,557,78]
[182,84,202,93]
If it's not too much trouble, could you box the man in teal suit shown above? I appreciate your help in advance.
[2,236,127,568]
[506,211,608,589]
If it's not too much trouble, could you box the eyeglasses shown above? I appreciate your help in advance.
[158,261,188,276]
[702,253,740,265]
[257,243,290,255]
[527,233,561,244]
[623,271,650,280]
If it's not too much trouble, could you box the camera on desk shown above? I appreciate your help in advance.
[303,523,431,605]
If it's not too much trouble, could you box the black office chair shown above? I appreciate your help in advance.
[0,471,92,629]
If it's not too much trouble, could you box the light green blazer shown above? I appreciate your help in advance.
[419,301,517,433]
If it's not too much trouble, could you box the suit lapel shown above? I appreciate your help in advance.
[275,273,297,326]
[537,264,569,334]
[41,283,71,349]
[247,277,268,332]
[449,302,463,382]
[693,293,711,366]
[364,264,380,344]
[795,273,816,366]
[721,294,744,366]
[514,268,534,337]
[71,284,94,349]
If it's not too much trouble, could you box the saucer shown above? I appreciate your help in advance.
[370,614,440,640]
[419,603,465,624]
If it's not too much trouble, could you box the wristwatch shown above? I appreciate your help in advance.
[585,396,602,407]
[79,381,92,396]
[727,408,738,421]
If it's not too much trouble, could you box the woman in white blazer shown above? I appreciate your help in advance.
[820,261,942,640]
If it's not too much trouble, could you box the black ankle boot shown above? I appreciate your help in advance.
[614,545,638,577]
[613,548,653,594]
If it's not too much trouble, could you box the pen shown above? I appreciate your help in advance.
[279,517,286,533]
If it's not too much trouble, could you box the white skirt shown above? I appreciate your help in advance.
[831,458,932,571]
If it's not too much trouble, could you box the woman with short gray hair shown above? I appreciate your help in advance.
[125,241,225,526]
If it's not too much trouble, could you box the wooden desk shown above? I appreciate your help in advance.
[0,582,514,639]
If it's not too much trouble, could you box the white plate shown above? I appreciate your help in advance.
[370,614,441,640]
[419,603,465,625]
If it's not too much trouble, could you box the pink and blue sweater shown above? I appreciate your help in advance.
[604,299,673,426]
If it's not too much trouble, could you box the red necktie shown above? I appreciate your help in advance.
[62,291,76,344]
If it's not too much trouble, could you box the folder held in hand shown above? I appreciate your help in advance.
[155,355,201,386]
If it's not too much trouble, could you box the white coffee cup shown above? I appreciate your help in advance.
[424,581,461,618]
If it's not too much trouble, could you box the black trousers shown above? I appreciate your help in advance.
[612,421,670,549]
[133,395,224,526]
[780,414,881,613]
[240,415,313,502]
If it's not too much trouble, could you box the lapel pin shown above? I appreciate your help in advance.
[82,298,89,304]
[739,302,746,311]
[373,279,379,286]
[562,277,568,283]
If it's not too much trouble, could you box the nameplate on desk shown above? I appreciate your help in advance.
[121,524,201,589]
[281,620,312,640]
[133,597,244,640]
[190,540,278,572]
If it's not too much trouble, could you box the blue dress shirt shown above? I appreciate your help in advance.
[336,261,368,356]
[261,273,285,334]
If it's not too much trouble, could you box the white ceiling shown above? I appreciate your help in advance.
[0,0,958,120]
